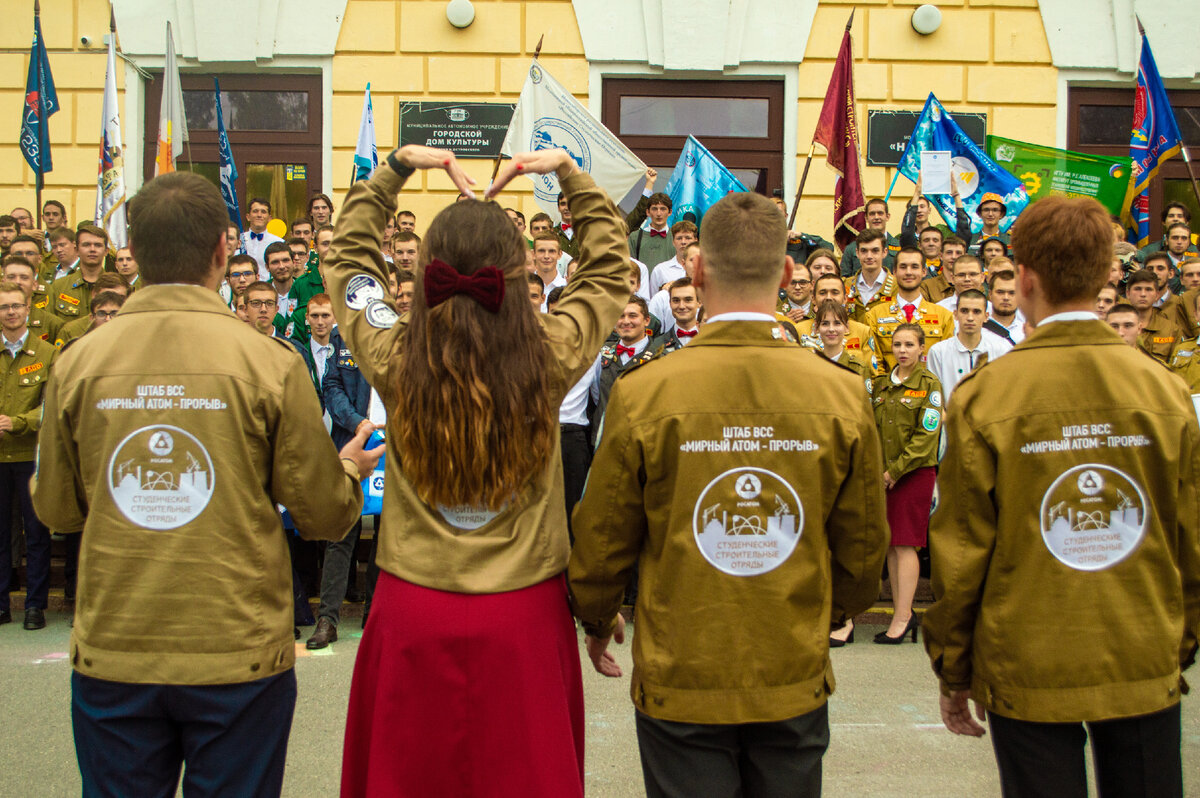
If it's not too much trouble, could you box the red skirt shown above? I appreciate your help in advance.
[886,466,937,547]
[341,572,585,798]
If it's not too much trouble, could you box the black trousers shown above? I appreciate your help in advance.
[635,704,829,798]
[560,424,591,544]
[988,703,1182,798]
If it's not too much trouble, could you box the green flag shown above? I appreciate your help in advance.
[986,135,1132,216]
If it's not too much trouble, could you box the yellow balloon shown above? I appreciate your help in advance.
[266,218,288,238]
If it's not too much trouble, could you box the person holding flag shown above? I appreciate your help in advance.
[20,2,59,229]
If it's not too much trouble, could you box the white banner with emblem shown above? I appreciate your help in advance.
[500,62,646,224]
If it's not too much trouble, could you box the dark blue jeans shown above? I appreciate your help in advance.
[0,460,48,611]
[72,669,297,798]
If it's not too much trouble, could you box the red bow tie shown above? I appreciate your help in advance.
[615,344,636,358]
[424,258,506,313]
[560,223,571,231]
[648,228,668,238]
[676,329,697,338]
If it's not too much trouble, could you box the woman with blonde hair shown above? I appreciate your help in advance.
[324,144,631,797]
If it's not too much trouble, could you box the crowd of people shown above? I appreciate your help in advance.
[2,143,1197,798]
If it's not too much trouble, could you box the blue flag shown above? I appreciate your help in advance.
[663,136,747,228]
[214,79,243,236]
[897,94,1029,234]
[19,12,59,190]
[352,83,377,183]
[1126,33,1183,247]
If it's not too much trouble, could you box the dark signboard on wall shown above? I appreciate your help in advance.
[866,109,988,167]
[399,102,516,159]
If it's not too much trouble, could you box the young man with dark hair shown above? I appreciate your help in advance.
[114,246,139,291]
[571,190,888,797]
[778,261,813,321]
[1164,223,1198,271]
[1126,267,1180,363]
[528,212,552,237]
[55,272,130,347]
[532,232,565,309]
[50,224,107,321]
[987,267,1025,344]
[840,197,898,276]
[392,230,420,272]
[920,236,966,302]
[241,197,283,275]
[42,200,67,242]
[527,271,545,311]
[867,246,955,369]
[244,280,281,336]
[844,228,896,310]
[394,268,415,314]
[937,254,985,313]
[47,227,78,284]
[926,288,1011,400]
[1139,201,1195,260]
[0,215,17,255]
[396,210,416,233]
[555,192,580,259]
[924,195,1199,797]
[627,191,675,268]
[224,254,258,311]
[1106,302,1143,347]
[265,241,315,338]
[2,254,61,343]
[589,296,658,444]
[663,276,701,350]
[290,219,313,248]
[649,220,698,295]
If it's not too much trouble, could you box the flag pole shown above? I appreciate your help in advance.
[491,34,545,185]
[787,10,853,231]
[34,0,43,229]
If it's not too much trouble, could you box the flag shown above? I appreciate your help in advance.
[20,8,59,190]
[897,94,1029,234]
[352,84,377,182]
[812,24,866,251]
[501,62,646,222]
[662,136,747,228]
[154,21,187,177]
[215,79,243,236]
[987,135,1132,217]
[95,30,128,251]
[1124,32,1183,247]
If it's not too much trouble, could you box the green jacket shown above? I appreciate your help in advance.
[870,364,943,479]
[0,332,56,462]
[48,271,97,321]
[569,321,889,725]
[924,319,1200,722]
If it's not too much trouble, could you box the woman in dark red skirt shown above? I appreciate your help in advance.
[325,143,632,797]
[870,323,943,645]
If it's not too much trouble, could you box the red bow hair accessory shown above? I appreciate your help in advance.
[423,258,506,313]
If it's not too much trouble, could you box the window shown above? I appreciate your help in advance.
[1068,87,1200,238]
[603,79,784,196]
[143,74,323,227]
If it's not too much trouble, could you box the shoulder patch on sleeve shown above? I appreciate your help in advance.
[921,408,940,431]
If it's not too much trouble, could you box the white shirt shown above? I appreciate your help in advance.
[990,308,1027,343]
[856,269,887,305]
[3,330,28,359]
[926,332,1013,401]
[633,258,652,302]
[242,230,284,278]
[896,294,923,321]
[539,273,567,313]
[54,258,79,282]
[309,337,334,433]
[649,257,686,296]
[1038,310,1099,326]
[706,312,776,323]
[673,324,700,345]
[559,362,596,426]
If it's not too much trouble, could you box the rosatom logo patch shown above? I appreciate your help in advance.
[345,274,384,311]
[1040,464,1148,571]
[693,467,803,576]
[107,425,215,530]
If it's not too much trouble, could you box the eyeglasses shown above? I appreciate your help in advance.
[247,299,277,309]
[0,304,25,313]
[789,279,812,287]
[229,271,256,280]
[92,310,119,320]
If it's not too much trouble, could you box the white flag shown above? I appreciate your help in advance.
[500,62,645,223]
[96,33,127,250]
[352,83,377,182]
[154,21,187,176]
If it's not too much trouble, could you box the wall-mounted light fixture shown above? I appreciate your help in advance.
[447,0,475,28]
[911,4,943,35]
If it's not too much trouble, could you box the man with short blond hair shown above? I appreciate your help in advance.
[532,232,565,309]
[50,224,106,321]
[2,254,60,343]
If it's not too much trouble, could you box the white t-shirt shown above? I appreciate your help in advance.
[649,257,686,296]
[926,331,1013,401]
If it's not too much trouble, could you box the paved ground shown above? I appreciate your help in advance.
[4,612,1198,796]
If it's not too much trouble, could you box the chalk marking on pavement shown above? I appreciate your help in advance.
[32,652,69,664]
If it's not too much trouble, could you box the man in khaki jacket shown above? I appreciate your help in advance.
[924,195,1200,797]
[33,172,380,798]
[569,191,889,797]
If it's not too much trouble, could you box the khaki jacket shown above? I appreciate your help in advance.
[1138,308,1181,364]
[796,317,883,374]
[33,285,363,685]
[569,322,889,724]
[867,296,956,370]
[1169,335,1200,391]
[0,332,56,462]
[323,165,630,594]
[1173,287,1198,340]
[919,272,954,303]
[870,365,942,479]
[54,314,91,347]
[27,305,62,343]
[48,270,97,321]
[923,319,1200,722]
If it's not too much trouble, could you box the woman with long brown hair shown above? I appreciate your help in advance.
[324,144,631,797]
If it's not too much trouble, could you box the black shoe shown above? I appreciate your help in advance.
[23,607,46,630]
[306,617,337,650]
[294,626,301,640]
[873,614,920,645]
[829,628,855,648]
[0,610,11,625]
[345,588,364,604]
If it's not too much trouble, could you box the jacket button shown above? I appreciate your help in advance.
[250,662,260,672]
[83,658,92,667]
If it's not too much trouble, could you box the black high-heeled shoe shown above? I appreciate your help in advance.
[873,613,920,645]
[829,627,855,648]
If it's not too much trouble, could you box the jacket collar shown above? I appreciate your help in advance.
[688,320,799,348]
[117,283,236,317]
[1017,318,1124,351]
[889,363,929,389]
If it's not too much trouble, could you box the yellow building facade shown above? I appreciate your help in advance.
[1,0,1197,240]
